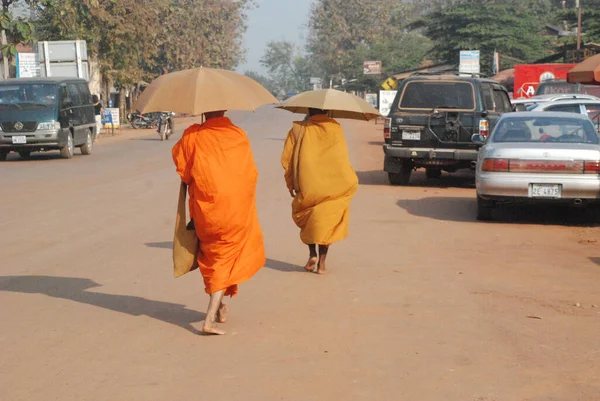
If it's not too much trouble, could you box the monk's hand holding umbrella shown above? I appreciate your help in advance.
[278,89,381,275]
[134,67,278,335]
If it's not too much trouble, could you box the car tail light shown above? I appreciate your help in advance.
[510,160,584,174]
[584,161,600,174]
[479,119,489,137]
[384,118,391,139]
[482,158,509,172]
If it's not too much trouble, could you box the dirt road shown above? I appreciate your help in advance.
[1,107,599,401]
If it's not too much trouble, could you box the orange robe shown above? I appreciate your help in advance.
[172,117,265,297]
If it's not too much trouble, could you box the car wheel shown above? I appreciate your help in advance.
[18,151,31,159]
[81,131,93,155]
[476,195,494,221]
[388,161,412,186]
[60,133,74,159]
[0,151,7,161]
[426,168,442,179]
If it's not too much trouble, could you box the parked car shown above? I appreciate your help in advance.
[511,94,600,112]
[535,79,600,98]
[383,73,512,185]
[0,77,96,160]
[474,112,600,221]
[528,99,600,131]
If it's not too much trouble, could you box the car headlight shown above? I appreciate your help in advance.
[37,121,60,130]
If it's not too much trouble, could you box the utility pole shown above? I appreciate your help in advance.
[576,0,582,51]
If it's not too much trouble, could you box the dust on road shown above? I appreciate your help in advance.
[0,106,599,401]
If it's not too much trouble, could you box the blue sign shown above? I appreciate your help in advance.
[101,109,113,124]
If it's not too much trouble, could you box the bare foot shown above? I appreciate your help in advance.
[202,321,226,335]
[216,303,229,323]
[316,261,328,275]
[304,256,318,272]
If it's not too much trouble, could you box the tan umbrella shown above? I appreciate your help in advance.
[277,89,382,121]
[133,67,279,115]
[567,53,600,85]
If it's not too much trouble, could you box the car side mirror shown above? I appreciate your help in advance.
[471,134,485,145]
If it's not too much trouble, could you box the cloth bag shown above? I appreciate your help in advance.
[173,182,199,278]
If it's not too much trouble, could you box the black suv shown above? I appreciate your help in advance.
[383,73,512,185]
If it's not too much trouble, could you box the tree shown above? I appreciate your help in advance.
[554,0,600,49]
[260,40,318,94]
[244,71,278,96]
[0,0,34,74]
[416,0,555,74]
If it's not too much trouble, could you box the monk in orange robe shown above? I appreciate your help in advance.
[172,111,265,335]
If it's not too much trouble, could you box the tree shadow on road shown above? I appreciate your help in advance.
[356,170,476,188]
[265,258,304,273]
[0,276,205,334]
[398,197,600,226]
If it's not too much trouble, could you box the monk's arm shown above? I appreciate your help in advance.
[172,138,193,185]
[281,130,296,190]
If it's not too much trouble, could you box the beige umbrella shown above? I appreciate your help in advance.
[277,89,382,121]
[133,67,279,115]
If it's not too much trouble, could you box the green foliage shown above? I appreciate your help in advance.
[0,1,34,63]
[418,0,555,74]
[260,40,321,94]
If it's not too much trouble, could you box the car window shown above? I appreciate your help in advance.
[585,104,600,132]
[59,85,71,109]
[77,83,92,105]
[67,83,83,106]
[481,84,495,111]
[545,104,581,114]
[493,89,511,112]
[492,116,598,144]
[399,81,475,110]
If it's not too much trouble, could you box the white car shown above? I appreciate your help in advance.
[528,99,600,131]
[511,94,600,112]
[474,112,600,221]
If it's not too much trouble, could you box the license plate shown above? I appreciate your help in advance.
[12,135,26,144]
[531,184,561,198]
[402,130,421,140]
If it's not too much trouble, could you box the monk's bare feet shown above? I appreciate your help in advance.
[304,256,318,272]
[216,303,228,323]
[202,321,226,335]
[316,264,328,275]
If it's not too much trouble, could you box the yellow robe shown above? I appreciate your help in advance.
[281,114,358,245]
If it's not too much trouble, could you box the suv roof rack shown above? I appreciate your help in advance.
[409,71,488,79]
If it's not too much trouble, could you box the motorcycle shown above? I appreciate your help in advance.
[129,111,159,129]
[157,111,176,141]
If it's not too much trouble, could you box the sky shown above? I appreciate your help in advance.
[236,0,314,74]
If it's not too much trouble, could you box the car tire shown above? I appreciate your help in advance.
[388,161,412,186]
[60,133,74,159]
[81,131,93,155]
[476,195,494,221]
[0,151,7,161]
[18,151,31,159]
[426,168,442,179]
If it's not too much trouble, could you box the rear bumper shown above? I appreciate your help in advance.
[383,145,479,161]
[477,172,600,200]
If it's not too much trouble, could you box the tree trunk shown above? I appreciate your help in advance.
[88,56,101,98]
[118,87,126,124]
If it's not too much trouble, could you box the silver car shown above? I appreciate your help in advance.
[474,112,600,221]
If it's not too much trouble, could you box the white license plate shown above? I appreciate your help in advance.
[11,136,26,144]
[531,184,562,198]
[402,130,421,140]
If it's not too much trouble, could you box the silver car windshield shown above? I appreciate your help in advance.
[492,116,599,145]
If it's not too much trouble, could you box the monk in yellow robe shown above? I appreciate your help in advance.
[172,111,265,335]
[281,108,358,274]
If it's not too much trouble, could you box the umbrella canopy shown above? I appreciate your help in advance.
[567,53,600,85]
[133,67,279,115]
[277,89,382,121]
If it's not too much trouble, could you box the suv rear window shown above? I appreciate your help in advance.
[399,81,475,110]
